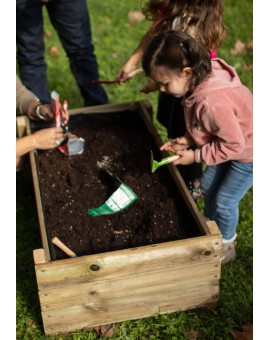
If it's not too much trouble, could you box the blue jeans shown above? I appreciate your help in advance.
[16,0,108,106]
[200,161,253,240]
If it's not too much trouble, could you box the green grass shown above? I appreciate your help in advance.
[16,0,253,338]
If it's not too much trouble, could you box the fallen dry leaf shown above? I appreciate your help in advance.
[230,39,246,55]
[246,40,253,52]
[187,329,203,339]
[229,324,253,340]
[49,46,60,58]
[242,64,253,70]
[27,317,37,329]
[128,11,145,21]
[93,324,115,338]
[44,29,52,38]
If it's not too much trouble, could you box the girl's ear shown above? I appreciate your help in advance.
[182,67,192,79]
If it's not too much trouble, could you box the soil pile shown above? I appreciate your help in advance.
[33,111,201,260]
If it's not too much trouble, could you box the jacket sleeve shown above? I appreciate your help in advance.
[16,75,36,115]
[195,101,246,165]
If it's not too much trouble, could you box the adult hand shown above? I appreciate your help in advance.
[36,104,54,120]
[28,102,54,121]
[32,127,66,149]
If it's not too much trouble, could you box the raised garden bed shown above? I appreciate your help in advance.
[18,100,222,336]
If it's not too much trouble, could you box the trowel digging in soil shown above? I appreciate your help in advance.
[51,91,85,156]
[88,158,138,217]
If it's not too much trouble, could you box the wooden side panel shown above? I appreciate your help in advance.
[41,279,219,335]
[39,261,220,311]
[35,236,221,290]
[26,117,51,262]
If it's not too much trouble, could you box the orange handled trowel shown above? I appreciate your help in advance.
[51,91,85,156]
[52,237,78,258]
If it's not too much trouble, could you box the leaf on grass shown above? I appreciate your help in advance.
[230,39,246,55]
[246,40,253,52]
[44,29,52,38]
[27,317,37,329]
[229,324,253,340]
[93,323,115,338]
[128,11,145,21]
[242,64,253,70]
[49,46,60,58]
[187,330,203,339]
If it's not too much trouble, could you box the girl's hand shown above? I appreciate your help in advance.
[117,61,142,81]
[32,127,66,149]
[173,149,195,165]
[160,135,193,153]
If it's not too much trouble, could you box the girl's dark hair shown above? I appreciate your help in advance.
[142,30,212,92]
[141,0,227,50]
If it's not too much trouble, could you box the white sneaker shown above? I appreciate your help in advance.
[221,235,237,265]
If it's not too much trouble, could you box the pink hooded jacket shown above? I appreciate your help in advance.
[183,58,253,166]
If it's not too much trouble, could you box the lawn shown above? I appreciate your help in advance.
[16,0,253,339]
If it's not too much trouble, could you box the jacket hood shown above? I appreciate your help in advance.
[185,58,242,104]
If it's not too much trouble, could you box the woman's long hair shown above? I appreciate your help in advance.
[141,0,227,50]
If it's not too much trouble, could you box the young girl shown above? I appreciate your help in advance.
[142,30,253,265]
[117,0,227,199]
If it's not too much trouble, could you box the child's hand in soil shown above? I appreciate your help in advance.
[32,127,65,149]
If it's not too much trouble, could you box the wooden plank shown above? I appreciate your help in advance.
[41,280,219,335]
[25,117,51,262]
[35,235,221,290]
[68,101,142,116]
[16,115,27,138]
[38,261,220,311]
[206,220,221,236]
[33,249,47,264]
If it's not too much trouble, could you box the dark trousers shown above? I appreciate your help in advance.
[16,0,108,105]
[157,92,203,183]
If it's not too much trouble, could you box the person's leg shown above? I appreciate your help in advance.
[16,0,50,103]
[202,161,253,264]
[200,163,230,221]
[214,161,253,241]
[47,0,108,106]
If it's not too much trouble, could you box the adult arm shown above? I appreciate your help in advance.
[117,27,153,80]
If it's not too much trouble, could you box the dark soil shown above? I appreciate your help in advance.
[32,110,202,260]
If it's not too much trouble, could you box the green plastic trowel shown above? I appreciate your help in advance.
[151,151,180,173]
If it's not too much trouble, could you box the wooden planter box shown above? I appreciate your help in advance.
[17,100,221,336]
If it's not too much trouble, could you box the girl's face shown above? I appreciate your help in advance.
[151,66,192,97]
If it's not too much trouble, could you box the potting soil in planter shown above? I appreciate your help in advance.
[32,110,202,260]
